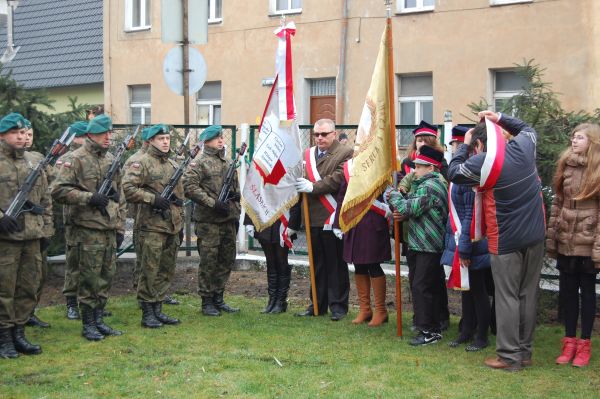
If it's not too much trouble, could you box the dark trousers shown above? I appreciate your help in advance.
[407,250,443,333]
[307,228,349,315]
[558,257,597,340]
[460,268,491,342]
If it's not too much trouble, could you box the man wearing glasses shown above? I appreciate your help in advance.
[294,119,353,321]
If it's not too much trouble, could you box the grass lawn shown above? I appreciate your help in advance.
[1,295,597,398]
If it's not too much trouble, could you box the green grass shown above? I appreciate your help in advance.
[1,296,598,398]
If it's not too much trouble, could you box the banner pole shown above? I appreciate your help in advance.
[302,193,319,316]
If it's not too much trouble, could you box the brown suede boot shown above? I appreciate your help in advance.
[352,274,372,324]
[368,275,388,327]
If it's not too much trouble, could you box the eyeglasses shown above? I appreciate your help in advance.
[313,131,335,137]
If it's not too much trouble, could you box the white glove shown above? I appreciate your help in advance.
[245,225,255,236]
[294,178,314,193]
[381,203,392,219]
[333,228,343,240]
[287,228,297,236]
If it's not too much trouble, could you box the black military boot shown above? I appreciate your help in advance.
[12,325,42,355]
[140,301,163,328]
[80,304,104,341]
[0,328,19,359]
[201,296,221,316]
[153,302,180,325]
[66,296,80,320]
[164,295,180,305]
[261,264,278,314]
[26,313,51,328]
[270,265,291,314]
[213,291,240,313]
[94,307,123,336]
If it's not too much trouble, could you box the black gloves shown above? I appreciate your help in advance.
[116,232,124,249]
[89,192,109,208]
[153,195,171,211]
[169,194,184,207]
[229,192,241,202]
[0,215,19,234]
[178,229,184,244]
[213,200,230,216]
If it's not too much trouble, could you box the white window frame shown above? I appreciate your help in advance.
[269,0,302,16]
[396,0,435,14]
[398,96,434,125]
[129,85,151,124]
[490,0,533,6]
[196,101,221,125]
[208,0,222,24]
[125,0,151,32]
[492,70,526,114]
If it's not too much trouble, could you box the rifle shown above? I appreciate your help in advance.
[95,125,141,216]
[217,142,247,203]
[175,129,192,157]
[3,127,75,223]
[153,140,203,218]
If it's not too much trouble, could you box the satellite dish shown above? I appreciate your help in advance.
[163,47,207,96]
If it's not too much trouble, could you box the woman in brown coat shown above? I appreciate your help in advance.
[547,123,600,368]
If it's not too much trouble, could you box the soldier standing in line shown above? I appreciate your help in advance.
[0,113,50,359]
[54,121,88,320]
[183,125,241,316]
[22,119,55,329]
[51,114,126,341]
[122,124,183,328]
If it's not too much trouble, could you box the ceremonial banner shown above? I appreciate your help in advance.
[242,23,303,234]
[338,24,393,232]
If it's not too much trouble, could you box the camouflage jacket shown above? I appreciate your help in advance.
[27,150,55,238]
[123,145,147,219]
[53,142,81,226]
[122,145,184,234]
[183,146,240,224]
[51,138,126,233]
[0,140,51,241]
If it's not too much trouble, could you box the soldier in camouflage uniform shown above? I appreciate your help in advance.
[54,121,88,320]
[22,119,55,329]
[51,114,126,341]
[0,113,50,359]
[183,125,241,316]
[122,124,183,328]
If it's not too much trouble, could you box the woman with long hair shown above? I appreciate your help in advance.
[547,123,600,367]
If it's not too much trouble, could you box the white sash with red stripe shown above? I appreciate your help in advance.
[446,183,470,291]
[305,147,337,230]
[471,118,506,241]
[343,159,389,219]
[274,22,296,122]
[279,210,293,249]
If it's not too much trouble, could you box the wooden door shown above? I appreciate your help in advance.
[310,95,336,124]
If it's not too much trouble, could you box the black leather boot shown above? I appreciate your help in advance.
[270,264,291,314]
[201,296,221,316]
[26,313,50,328]
[94,307,123,336]
[66,296,80,320]
[12,325,42,355]
[153,302,180,325]
[261,263,278,313]
[141,302,163,328]
[80,304,104,341]
[0,328,18,359]
[213,291,239,313]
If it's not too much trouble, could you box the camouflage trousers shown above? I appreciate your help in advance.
[34,247,48,307]
[195,222,236,297]
[70,226,116,309]
[137,230,179,303]
[62,225,79,298]
[0,239,42,329]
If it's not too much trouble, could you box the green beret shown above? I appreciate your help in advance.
[86,114,113,134]
[23,118,32,129]
[142,124,170,141]
[0,112,27,133]
[198,125,222,142]
[70,121,89,137]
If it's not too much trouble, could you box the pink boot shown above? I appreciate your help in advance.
[556,337,578,365]
[572,339,591,368]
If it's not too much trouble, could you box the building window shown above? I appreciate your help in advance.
[398,75,433,146]
[196,81,222,125]
[490,0,533,6]
[208,0,222,23]
[397,0,435,14]
[129,85,151,124]
[125,0,151,31]
[310,78,336,96]
[493,70,529,113]
[270,0,302,15]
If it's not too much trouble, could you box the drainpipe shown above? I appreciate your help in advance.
[337,0,349,124]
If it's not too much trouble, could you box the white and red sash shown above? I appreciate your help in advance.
[279,210,293,249]
[343,159,389,218]
[274,22,296,122]
[446,183,470,291]
[471,118,506,241]
[305,147,337,230]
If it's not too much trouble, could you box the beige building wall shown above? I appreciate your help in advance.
[41,84,104,114]
[105,0,598,126]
